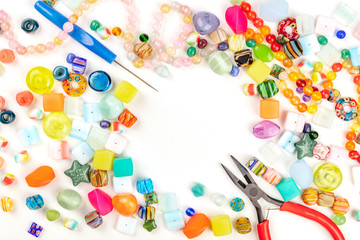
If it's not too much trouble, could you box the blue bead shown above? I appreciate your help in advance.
[83,103,103,123]
[191,183,206,197]
[217,42,229,51]
[26,194,44,210]
[66,53,76,63]
[336,30,346,39]
[72,56,87,74]
[163,210,185,231]
[158,193,177,213]
[28,222,43,237]
[289,159,313,189]
[71,142,95,165]
[230,65,240,77]
[303,123,312,133]
[0,109,16,124]
[276,177,301,201]
[18,126,41,146]
[89,71,112,92]
[230,197,245,212]
[100,120,111,129]
[138,205,146,219]
[21,18,39,33]
[350,47,360,67]
[70,119,91,141]
[53,66,69,81]
[185,208,195,217]
[136,179,153,194]
[277,130,301,153]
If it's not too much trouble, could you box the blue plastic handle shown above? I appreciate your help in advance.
[34,1,117,64]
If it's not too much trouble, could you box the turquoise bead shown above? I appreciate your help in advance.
[191,183,206,197]
[276,178,301,201]
[90,20,101,31]
[113,157,133,177]
[99,93,124,120]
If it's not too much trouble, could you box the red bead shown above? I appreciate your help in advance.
[312,86,319,92]
[332,62,342,72]
[270,42,281,52]
[247,11,257,21]
[266,34,276,44]
[320,89,330,99]
[253,18,264,28]
[357,157,360,164]
[296,79,306,88]
[240,2,251,12]
[349,150,360,160]
[354,75,360,85]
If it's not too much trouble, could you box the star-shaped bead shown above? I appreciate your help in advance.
[294,133,317,159]
[64,160,91,186]
[143,219,157,232]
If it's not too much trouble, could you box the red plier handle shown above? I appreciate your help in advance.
[257,202,345,240]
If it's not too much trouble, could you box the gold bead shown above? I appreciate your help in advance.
[133,58,144,68]
[160,4,171,14]
[54,37,63,46]
[192,55,202,64]
[183,15,192,24]
[87,0,97,4]
[123,32,134,42]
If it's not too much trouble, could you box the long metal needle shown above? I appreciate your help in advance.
[114,59,159,92]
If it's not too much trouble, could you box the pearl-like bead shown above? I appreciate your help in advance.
[27,45,36,54]
[173,39,183,49]
[8,39,19,49]
[16,46,27,55]
[36,44,46,53]
[123,42,134,52]
[63,22,74,33]
[58,31,68,41]
[46,42,56,51]
[4,30,14,40]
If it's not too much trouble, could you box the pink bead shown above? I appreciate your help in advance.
[153,23,161,32]
[1,22,10,31]
[178,32,188,41]
[173,59,183,68]
[152,40,163,49]
[126,24,136,33]
[182,24,193,34]
[8,39,19,49]
[58,31,68,41]
[182,58,192,67]
[46,42,56,51]
[36,44,46,54]
[128,14,137,24]
[154,12,164,22]
[88,189,113,216]
[123,0,133,4]
[0,11,8,21]
[174,39,184,49]
[63,22,74,33]
[225,5,248,34]
[127,4,136,13]
[27,45,36,54]
[143,60,153,69]
[16,46,27,55]
[180,5,191,15]
[159,52,169,62]
[123,42,134,52]
[4,30,14,40]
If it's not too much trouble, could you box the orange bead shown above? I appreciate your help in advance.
[297,103,307,113]
[289,72,299,81]
[243,28,255,39]
[305,79,313,86]
[183,214,211,239]
[345,141,356,151]
[69,14,79,24]
[25,166,56,187]
[303,86,313,95]
[356,86,360,95]
[311,91,322,101]
[112,193,138,216]
[253,33,264,44]
[307,104,318,114]
[259,25,271,36]
[274,51,286,61]
[346,131,357,141]
[0,49,15,63]
[283,88,294,98]
[349,66,360,76]
[43,93,65,112]
[290,96,300,106]
[283,58,293,68]
[260,99,279,119]
[322,80,333,90]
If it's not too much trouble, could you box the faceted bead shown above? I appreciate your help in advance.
[88,189,113,216]
[225,6,247,34]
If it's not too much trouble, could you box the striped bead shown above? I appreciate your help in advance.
[332,198,350,215]
[26,194,44,210]
[284,40,303,59]
[89,169,108,187]
[0,136,8,149]
[246,157,267,176]
[317,191,335,207]
[85,210,103,228]
[302,188,318,205]
[257,80,279,99]
[72,56,87,74]
[235,217,251,234]
[1,197,13,212]
[209,28,228,45]
[262,168,282,185]
[146,205,156,220]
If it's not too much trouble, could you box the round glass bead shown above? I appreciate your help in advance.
[309,131,319,140]
[185,208,196,217]
[100,120,111,129]
[197,39,207,49]
[341,49,350,60]
[90,20,101,31]
[333,214,346,225]
[317,35,328,45]
[230,65,240,77]
[336,30,346,39]
[187,47,196,57]
[139,33,149,42]
[246,39,256,48]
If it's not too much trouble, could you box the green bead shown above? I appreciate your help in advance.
[246,39,256,48]
[230,0,243,4]
[253,44,274,62]
[309,131,319,140]
[317,35,328,45]
[64,160,91,186]
[333,214,346,225]
[294,133,317,159]
[143,219,157,232]
[187,47,197,57]
[57,189,82,210]
[341,49,351,60]
[46,209,60,221]
[139,33,149,42]
[90,20,101,31]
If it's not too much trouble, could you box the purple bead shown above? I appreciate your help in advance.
[217,42,229,51]
[296,88,303,94]
[193,11,220,35]
[253,120,281,139]
[66,53,76,63]
[302,123,311,133]
[99,120,111,129]
[185,208,196,217]
[230,65,240,77]
[302,94,311,102]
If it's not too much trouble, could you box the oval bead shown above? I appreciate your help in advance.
[253,44,274,62]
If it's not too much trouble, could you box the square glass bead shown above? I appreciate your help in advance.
[28,222,43,237]
[158,193,177,213]
[315,16,337,36]
[92,149,115,171]
[316,43,340,66]
[260,141,290,164]
[327,145,349,166]
[64,96,83,116]
[18,126,41,146]
[115,216,137,235]
[260,99,279,119]
[49,141,69,160]
[72,142,94,165]
[113,176,132,193]
[86,127,110,150]
[210,215,232,236]
[276,177,301,201]
[70,119,91,141]
[114,81,138,103]
[296,14,315,35]
[284,112,306,133]
[277,131,300,153]
[298,34,320,56]
[43,93,64,112]
[144,191,158,204]
[350,47,360,67]
[247,59,271,84]
[113,157,133,177]
[104,133,127,154]
[164,210,185,231]
[83,103,102,123]
[332,3,357,27]
[312,106,335,128]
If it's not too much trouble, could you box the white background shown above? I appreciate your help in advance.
[0,0,360,239]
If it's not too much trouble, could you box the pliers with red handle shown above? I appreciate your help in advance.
[221,155,345,240]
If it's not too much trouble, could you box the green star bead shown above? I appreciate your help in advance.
[143,220,157,232]
[341,49,351,60]
[317,35,328,45]
[294,133,317,159]
[64,160,91,186]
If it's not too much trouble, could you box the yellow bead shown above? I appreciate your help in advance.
[276,80,287,91]
[274,51,286,61]
[160,4,171,13]
[342,59,352,70]
[43,112,71,139]
[326,71,336,80]
[166,46,176,56]
[210,215,232,236]
[247,59,271,84]
[351,122,360,132]
[183,15,192,24]
[87,0,97,3]
[73,8,83,16]
[92,150,115,171]
[289,72,299,81]
[133,58,144,68]
[54,37,63,46]
[313,62,323,72]
[307,104,318,114]
[192,55,202,64]
[26,66,55,94]
[123,33,134,42]
[355,115,360,122]
[114,81,138,104]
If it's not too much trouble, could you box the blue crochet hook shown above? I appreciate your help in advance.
[34,1,158,92]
